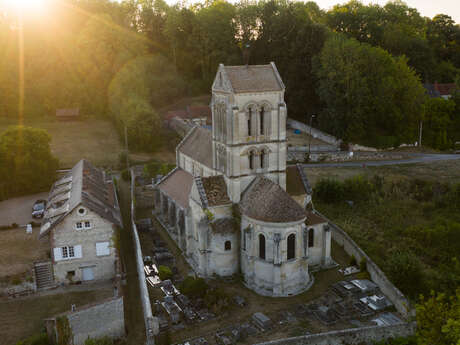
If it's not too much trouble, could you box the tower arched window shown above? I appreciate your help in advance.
[248,107,252,136]
[249,151,254,170]
[260,107,265,135]
[260,149,267,169]
[287,234,296,260]
[308,228,314,248]
[259,234,266,260]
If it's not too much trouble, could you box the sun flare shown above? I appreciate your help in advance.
[1,0,48,12]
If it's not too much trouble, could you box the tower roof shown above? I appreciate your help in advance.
[218,63,285,94]
[240,177,306,223]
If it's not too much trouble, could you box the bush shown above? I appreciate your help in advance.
[314,179,345,203]
[386,250,424,297]
[179,277,208,298]
[349,255,357,266]
[84,337,114,345]
[359,257,367,272]
[121,169,131,182]
[158,265,173,281]
[15,333,50,345]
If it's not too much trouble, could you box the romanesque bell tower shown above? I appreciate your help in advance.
[210,63,288,202]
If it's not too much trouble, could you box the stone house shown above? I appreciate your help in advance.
[40,160,121,284]
[154,63,334,297]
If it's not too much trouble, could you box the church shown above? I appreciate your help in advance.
[153,63,333,297]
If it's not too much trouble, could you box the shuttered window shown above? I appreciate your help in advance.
[96,242,110,256]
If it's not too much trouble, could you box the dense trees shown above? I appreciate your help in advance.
[0,0,459,150]
[314,35,425,147]
[0,126,59,201]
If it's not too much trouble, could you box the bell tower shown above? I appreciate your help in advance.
[211,63,287,202]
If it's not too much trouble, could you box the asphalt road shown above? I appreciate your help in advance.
[302,153,460,168]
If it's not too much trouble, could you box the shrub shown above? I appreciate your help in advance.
[359,257,367,272]
[84,337,114,345]
[158,265,173,281]
[314,178,345,203]
[15,333,50,345]
[121,169,131,182]
[349,255,357,266]
[179,277,208,298]
[386,250,424,297]
[343,175,374,202]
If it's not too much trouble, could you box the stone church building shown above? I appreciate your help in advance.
[154,63,333,297]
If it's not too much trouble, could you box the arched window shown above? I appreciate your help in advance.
[308,228,314,248]
[260,107,265,135]
[225,241,231,251]
[248,107,252,136]
[260,150,267,169]
[287,234,296,260]
[249,151,254,170]
[259,234,266,260]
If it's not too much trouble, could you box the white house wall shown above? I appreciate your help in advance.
[52,206,116,283]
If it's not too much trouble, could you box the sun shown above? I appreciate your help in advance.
[1,0,48,12]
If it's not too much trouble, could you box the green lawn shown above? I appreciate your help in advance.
[0,116,123,168]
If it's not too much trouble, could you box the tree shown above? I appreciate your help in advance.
[386,250,424,297]
[313,34,425,147]
[422,97,456,149]
[0,126,59,200]
[416,289,460,345]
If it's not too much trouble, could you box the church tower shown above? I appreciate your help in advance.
[211,63,288,202]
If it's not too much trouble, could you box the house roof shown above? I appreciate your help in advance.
[424,83,456,97]
[157,168,194,209]
[209,217,237,234]
[223,63,284,93]
[201,175,231,207]
[186,105,211,120]
[40,160,121,237]
[177,126,213,169]
[286,164,312,196]
[240,177,306,223]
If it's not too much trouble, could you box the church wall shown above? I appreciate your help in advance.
[240,215,311,296]
[178,152,215,177]
[208,231,239,276]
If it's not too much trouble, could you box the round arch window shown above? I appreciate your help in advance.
[78,207,86,216]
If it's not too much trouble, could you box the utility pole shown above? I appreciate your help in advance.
[308,114,316,157]
[418,120,423,148]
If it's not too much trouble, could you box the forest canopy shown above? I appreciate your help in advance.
[0,0,459,150]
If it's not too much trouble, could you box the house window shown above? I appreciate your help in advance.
[287,234,296,260]
[225,241,231,251]
[68,246,75,258]
[308,228,314,248]
[76,222,83,230]
[54,245,81,261]
[78,207,86,216]
[259,234,266,260]
[84,221,91,229]
[62,246,75,259]
[76,221,91,230]
[96,242,110,256]
[260,107,265,135]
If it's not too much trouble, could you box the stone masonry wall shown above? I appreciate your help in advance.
[67,297,125,345]
[254,322,416,345]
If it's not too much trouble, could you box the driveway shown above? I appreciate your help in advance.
[0,192,49,227]
[302,153,460,168]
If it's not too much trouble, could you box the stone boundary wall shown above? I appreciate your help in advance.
[287,119,340,147]
[254,322,416,345]
[67,297,125,345]
[130,170,158,344]
[288,145,339,153]
[315,211,413,319]
[287,119,378,152]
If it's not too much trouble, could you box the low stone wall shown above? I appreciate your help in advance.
[254,322,416,345]
[130,169,158,344]
[287,119,340,147]
[67,297,125,345]
[315,211,413,319]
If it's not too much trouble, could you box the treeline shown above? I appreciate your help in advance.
[0,0,459,150]
[0,126,59,201]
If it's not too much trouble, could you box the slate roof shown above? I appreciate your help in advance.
[210,217,237,234]
[286,164,312,196]
[40,160,121,237]
[177,126,213,169]
[240,177,306,223]
[223,63,284,93]
[306,211,327,226]
[157,168,194,209]
[201,176,231,207]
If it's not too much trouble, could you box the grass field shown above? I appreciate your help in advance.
[0,116,123,168]
[0,288,113,345]
[0,228,49,281]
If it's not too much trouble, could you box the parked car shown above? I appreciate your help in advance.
[32,200,47,219]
